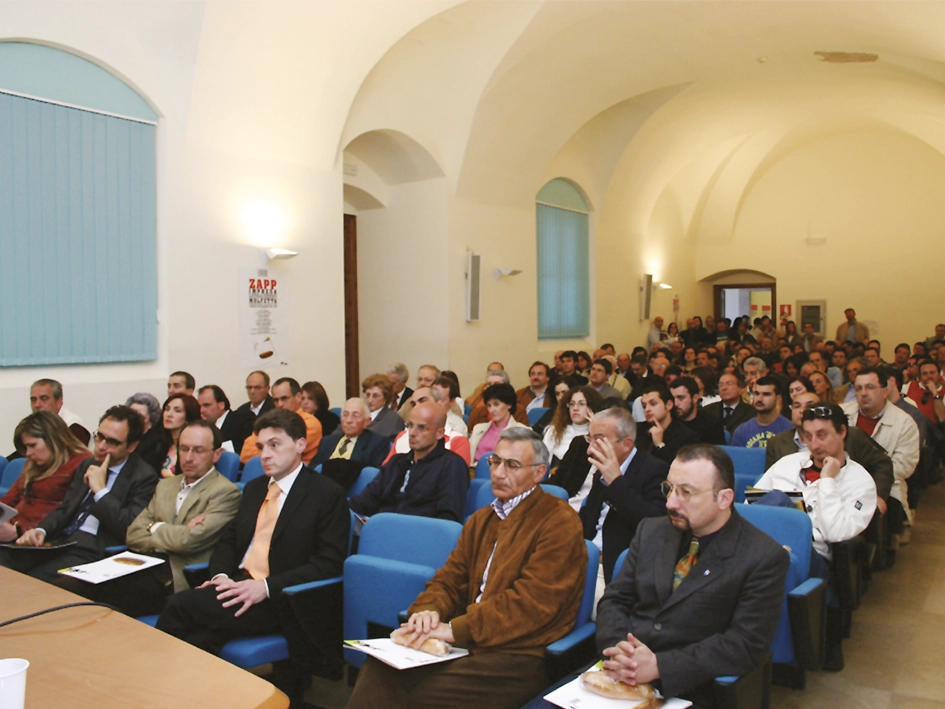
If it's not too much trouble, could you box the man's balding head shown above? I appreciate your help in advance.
[407,402,446,459]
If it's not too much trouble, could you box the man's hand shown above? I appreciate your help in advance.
[587,436,622,485]
[186,513,206,529]
[17,529,45,547]
[84,454,111,494]
[215,578,269,617]
[602,633,660,685]
[648,419,665,447]
[820,456,842,479]
[400,610,455,649]
[876,496,887,516]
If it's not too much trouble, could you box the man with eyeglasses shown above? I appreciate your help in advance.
[765,391,893,514]
[348,402,468,522]
[107,421,241,615]
[576,445,787,708]
[579,407,668,584]
[0,405,157,583]
[842,366,920,533]
[347,427,586,709]
[235,370,274,419]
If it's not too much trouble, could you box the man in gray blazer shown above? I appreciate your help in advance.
[596,444,789,707]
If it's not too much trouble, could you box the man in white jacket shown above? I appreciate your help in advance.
[755,402,876,565]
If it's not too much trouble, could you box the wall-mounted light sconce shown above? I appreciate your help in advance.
[264,248,298,261]
[493,268,522,280]
[659,282,673,289]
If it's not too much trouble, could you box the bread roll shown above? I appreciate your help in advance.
[390,628,452,657]
[581,670,659,702]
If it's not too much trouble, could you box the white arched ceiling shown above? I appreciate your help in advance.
[344,129,444,185]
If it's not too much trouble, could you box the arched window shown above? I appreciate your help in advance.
[0,42,157,365]
[536,179,589,339]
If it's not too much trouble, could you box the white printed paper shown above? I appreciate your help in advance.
[543,669,692,709]
[58,551,165,584]
[343,638,468,670]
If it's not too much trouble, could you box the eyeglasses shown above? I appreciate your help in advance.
[486,454,542,471]
[583,433,629,445]
[660,480,715,502]
[568,400,588,408]
[94,431,127,448]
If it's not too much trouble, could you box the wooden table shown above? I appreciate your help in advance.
[0,567,287,709]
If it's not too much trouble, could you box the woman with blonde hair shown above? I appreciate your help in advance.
[0,411,92,542]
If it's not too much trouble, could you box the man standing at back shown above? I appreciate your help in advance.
[731,376,792,448]
[157,410,349,703]
[836,308,870,345]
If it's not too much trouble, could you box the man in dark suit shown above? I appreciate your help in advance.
[669,376,725,445]
[0,405,157,582]
[595,444,789,707]
[235,370,275,418]
[310,398,389,469]
[703,372,754,434]
[580,407,668,582]
[197,384,255,455]
[387,363,413,412]
[157,409,349,701]
[637,382,699,465]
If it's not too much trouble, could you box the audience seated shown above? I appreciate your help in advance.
[383,387,471,466]
[118,420,241,616]
[515,361,555,415]
[668,376,725,444]
[235,370,275,419]
[832,357,866,405]
[731,376,792,448]
[168,371,196,397]
[346,427,587,709]
[580,407,668,583]
[0,411,92,542]
[28,378,91,446]
[587,358,622,399]
[531,376,578,436]
[702,372,753,434]
[468,369,530,428]
[0,405,157,582]
[240,378,323,464]
[197,384,254,455]
[542,386,601,468]
[359,373,406,442]
[386,362,413,412]
[348,402,469,523]
[637,382,699,464]
[300,380,340,437]
[157,410,349,705]
[140,393,201,477]
[310,397,389,471]
[469,383,531,465]
[431,376,468,436]
[557,350,589,386]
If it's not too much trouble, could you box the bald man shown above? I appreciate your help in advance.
[348,402,469,522]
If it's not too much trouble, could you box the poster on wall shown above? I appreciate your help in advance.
[239,268,290,370]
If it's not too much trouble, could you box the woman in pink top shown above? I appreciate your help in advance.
[468,383,529,465]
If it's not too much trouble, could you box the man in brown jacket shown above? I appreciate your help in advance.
[347,427,587,709]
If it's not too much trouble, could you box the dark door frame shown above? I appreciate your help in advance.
[713,283,777,322]
[343,214,360,399]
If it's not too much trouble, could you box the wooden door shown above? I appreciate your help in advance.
[343,214,360,398]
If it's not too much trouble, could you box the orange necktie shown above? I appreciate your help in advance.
[244,483,282,580]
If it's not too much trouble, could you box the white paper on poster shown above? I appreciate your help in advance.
[239,268,290,370]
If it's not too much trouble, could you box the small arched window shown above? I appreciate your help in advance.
[536,179,589,339]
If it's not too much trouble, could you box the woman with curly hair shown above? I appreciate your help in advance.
[542,386,603,467]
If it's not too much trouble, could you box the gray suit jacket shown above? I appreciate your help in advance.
[126,468,241,591]
[596,510,789,704]
[367,406,406,441]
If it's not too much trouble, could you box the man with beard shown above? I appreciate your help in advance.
[668,377,725,445]
[731,377,792,448]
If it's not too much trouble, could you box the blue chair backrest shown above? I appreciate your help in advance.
[0,458,26,492]
[724,429,732,445]
[540,484,569,502]
[465,479,489,520]
[474,480,496,511]
[0,456,7,478]
[359,513,462,568]
[348,467,380,497]
[474,454,493,479]
[576,540,601,627]
[464,402,472,418]
[215,451,241,482]
[735,503,812,582]
[527,407,549,426]
[240,456,264,484]
[720,446,765,485]
[329,407,342,418]
[614,547,630,576]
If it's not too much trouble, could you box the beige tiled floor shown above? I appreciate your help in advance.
[770,482,945,709]
[303,483,945,709]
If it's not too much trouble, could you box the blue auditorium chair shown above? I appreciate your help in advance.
[235,456,264,491]
[0,458,26,497]
[215,450,241,483]
[347,467,380,498]
[527,407,549,427]
[720,446,767,503]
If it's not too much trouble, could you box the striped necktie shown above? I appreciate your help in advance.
[673,538,700,590]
